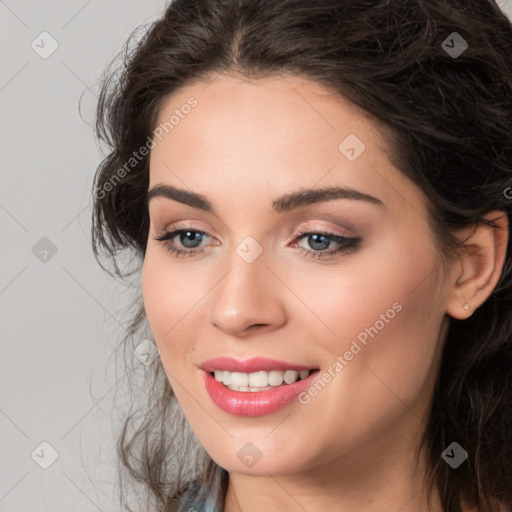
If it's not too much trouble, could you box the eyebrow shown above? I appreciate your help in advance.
[147,183,385,213]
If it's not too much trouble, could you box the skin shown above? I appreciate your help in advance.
[141,74,508,512]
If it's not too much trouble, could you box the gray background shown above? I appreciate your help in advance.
[1,1,511,511]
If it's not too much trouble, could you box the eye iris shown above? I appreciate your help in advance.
[180,231,202,248]
[308,234,329,250]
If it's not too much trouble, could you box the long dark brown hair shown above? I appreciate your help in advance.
[91,1,512,510]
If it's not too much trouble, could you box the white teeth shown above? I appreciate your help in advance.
[212,369,312,391]
[230,372,249,387]
[268,370,284,386]
[249,371,268,387]
[283,370,298,384]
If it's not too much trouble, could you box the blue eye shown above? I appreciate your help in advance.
[154,226,210,258]
[293,227,361,259]
[153,224,361,260]
[171,230,204,248]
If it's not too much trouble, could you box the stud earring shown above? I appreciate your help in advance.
[463,303,470,310]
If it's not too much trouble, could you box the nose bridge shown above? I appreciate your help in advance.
[209,238,286,334]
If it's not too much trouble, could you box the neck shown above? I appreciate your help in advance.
[223,418,443,512]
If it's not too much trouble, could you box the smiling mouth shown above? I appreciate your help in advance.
[209,369,319,392]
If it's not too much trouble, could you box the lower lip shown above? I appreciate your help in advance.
[202,370,320,416]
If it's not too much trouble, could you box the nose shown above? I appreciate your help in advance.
[209,246,287,336]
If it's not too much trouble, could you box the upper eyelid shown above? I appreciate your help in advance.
[155,228,360,262]
[155,213,360,236]
[155,215,358,233]
[155,225,356,246]
[156,223,352,237]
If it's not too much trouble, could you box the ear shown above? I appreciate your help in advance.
[446,211,509,320]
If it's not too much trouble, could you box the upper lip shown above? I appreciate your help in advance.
[201,356,317,373]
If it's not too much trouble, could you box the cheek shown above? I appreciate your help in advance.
[141,250,221,375]
[297,236,436,340]
[142,253,168,336]
[141,252,191,354]
[311,240,442,411]
[283,248,443,458]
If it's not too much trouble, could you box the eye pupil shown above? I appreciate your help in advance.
[309,234,329,250]
[180,231,202,248]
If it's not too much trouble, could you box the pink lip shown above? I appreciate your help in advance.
[200,356,315,373]
[202,370,320,416]
[200,357,320,417]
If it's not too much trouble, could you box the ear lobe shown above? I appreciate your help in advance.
[445,211,508,320]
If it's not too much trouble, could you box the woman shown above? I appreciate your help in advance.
[91,0,512,511]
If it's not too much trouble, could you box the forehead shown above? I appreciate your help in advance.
[148,74,427,222]
[152,74,378,151]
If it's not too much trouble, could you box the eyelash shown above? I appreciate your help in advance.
[153,224,361,260]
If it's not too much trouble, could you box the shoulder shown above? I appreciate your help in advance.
[175,481,221,512]
[175,482,200,511]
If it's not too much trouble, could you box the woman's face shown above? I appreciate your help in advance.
[142,75,455,478]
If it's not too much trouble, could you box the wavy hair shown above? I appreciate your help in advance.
[91,1,512,510]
